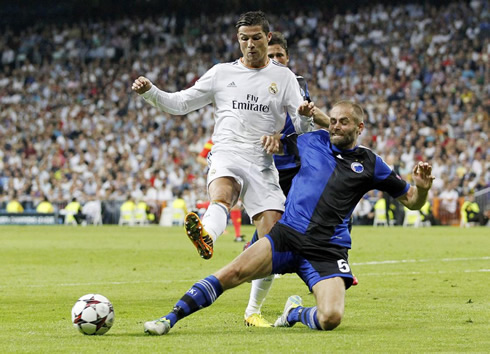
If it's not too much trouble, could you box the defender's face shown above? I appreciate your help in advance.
[328,105,364,150]
[267,44,289,65]
[237,25,271,68]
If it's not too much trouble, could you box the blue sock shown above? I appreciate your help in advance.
[162,275,223,327]
[288,306,321,330]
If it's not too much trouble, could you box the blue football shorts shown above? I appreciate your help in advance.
[266,223,354,291]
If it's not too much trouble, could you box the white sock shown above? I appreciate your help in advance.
[202,203,228,242]
[244,275,275,318]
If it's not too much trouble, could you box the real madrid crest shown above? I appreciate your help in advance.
[268,83,278,94]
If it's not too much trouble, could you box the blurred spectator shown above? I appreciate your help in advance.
[82,194,103,225]
[135,199,155,224]
[439,180,460,225]
[63,197,85,225]
[171,191,188,226]
[419,200,438,226]
[119,195,136,224]
[352,195,374,225]
[374,192,395,226]
[36,195,54,213]
[461,192,487,226]
[6,191,24,213]
[230,202,245,242]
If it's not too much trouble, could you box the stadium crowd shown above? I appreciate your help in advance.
[0,1,488,225]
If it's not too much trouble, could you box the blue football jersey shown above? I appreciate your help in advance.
[279,131,409,250]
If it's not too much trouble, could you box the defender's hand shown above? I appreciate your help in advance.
[298,100,315,117]
[412,162,435,191]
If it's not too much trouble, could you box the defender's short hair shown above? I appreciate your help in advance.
[236,11,270,34]
[269,32,288,55]
[332,100,365,123]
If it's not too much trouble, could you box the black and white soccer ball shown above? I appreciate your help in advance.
[71,294,115,335]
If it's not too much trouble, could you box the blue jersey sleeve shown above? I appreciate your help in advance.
[373,156,409,198]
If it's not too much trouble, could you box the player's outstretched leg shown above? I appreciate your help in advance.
[144,276,223,335]
[184,212,214,259]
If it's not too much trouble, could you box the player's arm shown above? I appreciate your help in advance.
[312,107,330,128]
[296,76,329,128]
[131,67,216,115]
[397,162,435,210]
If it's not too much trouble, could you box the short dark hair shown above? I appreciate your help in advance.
[235,11,270,34]
[269,31,288,55]
[332,100,365,123]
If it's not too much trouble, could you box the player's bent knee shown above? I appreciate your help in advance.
[317,309,343,330]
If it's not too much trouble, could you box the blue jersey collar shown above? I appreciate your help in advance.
[331,142,359,154]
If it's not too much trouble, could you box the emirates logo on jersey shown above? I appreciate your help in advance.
[268,83,278,94]
[232,94,270,112]
[351,162,364,173]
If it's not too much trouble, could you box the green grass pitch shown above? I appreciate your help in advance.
[1,225,488,352]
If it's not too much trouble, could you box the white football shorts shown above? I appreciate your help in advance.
[207,150,285,218]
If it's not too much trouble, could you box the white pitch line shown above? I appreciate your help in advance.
[353,269,490,277]
[352,256,490,266]
[1,279,189,289]
[23,268,490,287]
[0,257,488,289]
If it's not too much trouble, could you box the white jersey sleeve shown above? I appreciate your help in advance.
[140,66,216,115]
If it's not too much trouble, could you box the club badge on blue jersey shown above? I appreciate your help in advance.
[351,162,364,173]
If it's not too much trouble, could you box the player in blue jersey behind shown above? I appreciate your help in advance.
[267,31,330,195]
[144,100,434,335]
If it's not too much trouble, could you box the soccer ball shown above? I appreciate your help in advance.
[71,294,115,335]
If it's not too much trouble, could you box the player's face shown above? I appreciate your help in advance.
[328,105,364,150]
[237,25,271,68]
[267,44,289,65]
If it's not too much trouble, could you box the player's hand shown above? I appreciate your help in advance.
[412,162,435,191]
[132,76,152,94]
[298,100,315,117]
[261,134,282,155]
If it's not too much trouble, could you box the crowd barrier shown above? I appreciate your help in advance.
[1,191,488,226]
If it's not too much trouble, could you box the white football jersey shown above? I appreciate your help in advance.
[141,59,313,165]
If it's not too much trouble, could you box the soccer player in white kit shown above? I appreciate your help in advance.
[132,11,315,325]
